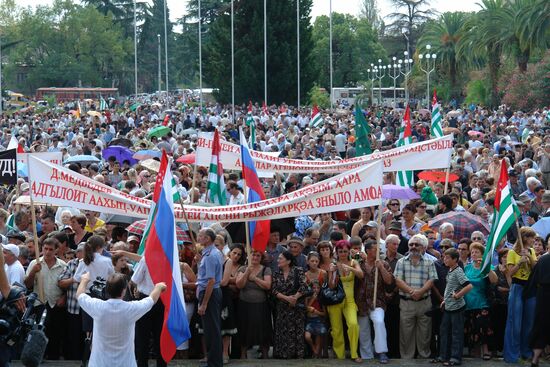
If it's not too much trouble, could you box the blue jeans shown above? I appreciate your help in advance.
[439,309,465,363]
[503,283,536,362]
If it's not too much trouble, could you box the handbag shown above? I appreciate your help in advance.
[319,270,345,306]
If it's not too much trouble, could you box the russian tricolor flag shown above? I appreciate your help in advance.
[239,128,270,251]
[144,151,191,362]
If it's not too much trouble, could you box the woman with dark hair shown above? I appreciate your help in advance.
[317,241,334,272]
[271,250,308,359]
[351,208,374,238]
[220,243,245,363]
[327,240,364,362]
[68,214,92,249]
[504,227,538,363]
[236,249,272,359]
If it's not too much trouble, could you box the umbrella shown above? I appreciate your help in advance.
[140,159,160,172]
[442,127,460,135]
[103,214,139,226]
[127,219,192,243]
[63,155,101,165]
[102,145,137,166]
[108,138,133,148]
[447,110,462,118]
[87,111,101,117]
[148,126,171,138]
[151,102,162,107]
[467,131,484,138]
[382,184,420,200]
[428,211,491,242]
[17,162,28,178]
[418,170,459,183]
[133,149,162,161]
[176,153,196,165]
[418,108,430,116]
[181,128,198,136]
[532,217,550,239]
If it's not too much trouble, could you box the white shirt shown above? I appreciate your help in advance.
[78,294,154,367]
[335,133,347,152]
[74,253,114,292]
[4,260,25,285]
[229,192,245,206]
[131,257,154,295]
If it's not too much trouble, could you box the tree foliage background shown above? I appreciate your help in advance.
[0,0,548,108]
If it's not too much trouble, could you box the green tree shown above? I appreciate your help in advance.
[458,0,507,107]
[517,0,550,53]
[311,13,386,90]
[418,12,470,99]
[385,0,435,53]
[202,0,315,105]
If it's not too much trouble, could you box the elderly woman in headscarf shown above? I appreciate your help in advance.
[289,215,315,240]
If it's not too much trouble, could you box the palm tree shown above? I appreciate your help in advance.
[517,0,550,57]
[418,12,469,98]
[458,0,506,107]
[82,0,125,18]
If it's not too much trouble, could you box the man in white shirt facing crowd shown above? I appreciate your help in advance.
[2,243,25,285]
[77,271,166,367]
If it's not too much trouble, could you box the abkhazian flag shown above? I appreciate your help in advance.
[143,150,191,362]
[99,96,108,111]
[246,101,256,149]
[480,160,520,277]
[207,129,226,205]
[262,101,269,116]
[431,89,444,138]
[396,105,414,187]
[355,104,372,156]
[310,104,324,128]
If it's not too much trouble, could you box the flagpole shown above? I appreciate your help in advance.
[264,0,267,105]
[243,180,251,259]
[198,0,203,116]
[177,197,197,245]
[443,166,451,195]
[296,0,300,109]
[26,161,45,302]
[231,0,235,123]
[133,0,138,96]
[329,0,333,110]
[163,0,169,92]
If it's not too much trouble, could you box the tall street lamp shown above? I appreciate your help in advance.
[388,57,400,107]
[368,65,376,106]
[418,44,437,108]
[157,34,161,93]
[399,51,413,103]
[376,59,386,106]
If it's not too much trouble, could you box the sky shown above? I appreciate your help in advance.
[16,0,482,23]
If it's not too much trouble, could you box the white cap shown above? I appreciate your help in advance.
[2,243,20,258]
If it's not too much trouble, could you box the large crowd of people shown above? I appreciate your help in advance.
[1,93,550,367]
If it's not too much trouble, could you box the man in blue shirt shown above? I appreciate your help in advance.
[197,228,224,367]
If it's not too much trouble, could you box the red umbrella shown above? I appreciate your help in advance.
[176,153,196,165]
[467,131,484,138]
[126,220,192,243]
[418,170,459,183]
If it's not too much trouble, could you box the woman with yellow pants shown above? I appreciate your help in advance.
[327,240,364,363]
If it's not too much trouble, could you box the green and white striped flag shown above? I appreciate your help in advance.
[207,129,227,205]
[521,128,532,143]
[396,105,414,187]
[431,90,444,138]
[310,104,324,128]
[480,161,519,276]
[99,96,108,111]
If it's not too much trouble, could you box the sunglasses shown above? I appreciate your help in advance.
[389,203,399,206]
[472,237,483,241]
[409,243,421,247]
[419,205,427,209]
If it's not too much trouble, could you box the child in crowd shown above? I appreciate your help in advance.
[438,248,473,366]
[304,280,327,358]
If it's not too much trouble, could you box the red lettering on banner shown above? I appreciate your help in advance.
[50,168,59,181]
[335,172,361,189]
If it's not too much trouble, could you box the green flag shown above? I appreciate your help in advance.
[431,90,444,138]
[355,104,372,156]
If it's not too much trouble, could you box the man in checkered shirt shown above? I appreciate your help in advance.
[394,234,438,359]
[58,243,85,360]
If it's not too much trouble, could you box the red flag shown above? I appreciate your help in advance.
[403,104,412,137]
[162,114,170,126]
[494,160,509,212]
[17,144,24,154]
[262,101,268,115]
[247,101,253,114]
[432,88,437,106]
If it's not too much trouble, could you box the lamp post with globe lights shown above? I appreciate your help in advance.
[418,44,437,108]
[388,57,400,107]
[376,59,386,106]
[368,65,376,106]
[399,51,413,104]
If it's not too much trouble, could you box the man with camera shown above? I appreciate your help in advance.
[77,271,166,367]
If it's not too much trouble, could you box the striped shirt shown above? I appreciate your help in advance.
[394,254,438,298]
[444,265,470,311]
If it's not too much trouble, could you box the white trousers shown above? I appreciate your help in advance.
[358,307,388,359]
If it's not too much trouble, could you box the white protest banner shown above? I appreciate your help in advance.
[17,152,63,167]
[195,133,453,174]
[28,156,383,223]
